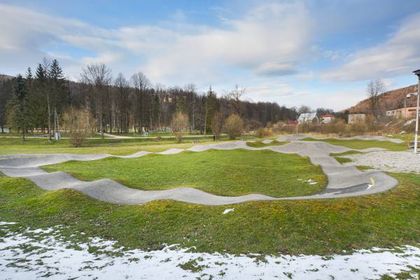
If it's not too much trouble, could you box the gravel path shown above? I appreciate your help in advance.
[343,151,420,173]
[0,139,399,205]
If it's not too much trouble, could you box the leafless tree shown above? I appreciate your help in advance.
[171,112,189,142]
[227,85,245,115]
[62,107,95,147]
[81,64,112,137]
[367,79,385,119]
[211,111,224,139]
[298,105,311,114]
[131,72,151,132]
[114,73,129,133]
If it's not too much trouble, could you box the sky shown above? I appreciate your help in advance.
[1,0,420,110]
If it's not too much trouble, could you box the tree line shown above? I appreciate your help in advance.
[0,59,299,138]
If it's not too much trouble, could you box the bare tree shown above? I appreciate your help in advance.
[62,107,95,147]
[114,73,129,133]
[171,112,189,142]
[211,111,224,139]
[81,64,112,137]
[367,79,385,119]
[226,85,245,115]
[131,72,151,132]
[298,105,311,114]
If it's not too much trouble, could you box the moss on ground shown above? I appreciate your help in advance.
[0,136,224,155]
[246,140,286,148]
[303,137,407,151]
[0,172,418,255]
[44,149,325,197]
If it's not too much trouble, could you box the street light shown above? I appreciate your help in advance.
[413,69,420,154]
[405,93,416,119]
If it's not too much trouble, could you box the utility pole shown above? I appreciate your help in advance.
[413,69,420,154]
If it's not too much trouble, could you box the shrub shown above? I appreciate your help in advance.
[211,112,224,139]
[171,112,189,143]
[320,119,347,135]
[223,114,244,139]
[256,128,273,138]
[62,107,95,147]
[348,120,368,135]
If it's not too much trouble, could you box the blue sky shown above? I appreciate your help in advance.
[1,0,420,110]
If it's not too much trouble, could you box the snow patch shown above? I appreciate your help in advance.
[0,223,419,279]
[223,208,235,215]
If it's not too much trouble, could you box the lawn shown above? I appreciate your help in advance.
[0,172,418,255]
[302,137,407,151]
[43,149,326,197]
[246,140,286,148]
[0,136,224,155]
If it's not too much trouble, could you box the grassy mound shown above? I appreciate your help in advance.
[246,140,286,148]
[303,137,407,151]
[0,173,418,255]
[44,149,326,197]
[0,136,220,155]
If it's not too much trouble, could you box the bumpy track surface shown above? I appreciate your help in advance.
[0,138,398,205]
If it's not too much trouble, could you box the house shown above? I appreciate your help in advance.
[348,113,366,124]
[386,107,418,119]
[298,113,319,124]
[320,114,335,124]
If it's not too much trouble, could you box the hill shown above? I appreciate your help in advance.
[347,84,418,113]
[0,74,13,81]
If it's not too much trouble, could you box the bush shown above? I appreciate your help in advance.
[211,112,224,139]
[171,112,189,143]
[348,120,368,135]
[223,114,244,139]
[320,119,347,135]
[62,108,95,147]
[256,128,273,138]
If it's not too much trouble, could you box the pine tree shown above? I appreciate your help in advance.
[14,75,29,140]
[35,64,46,81]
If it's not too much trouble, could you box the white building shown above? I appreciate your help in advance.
[348,114,366,124]
[298,113,319,124]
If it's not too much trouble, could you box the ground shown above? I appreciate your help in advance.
[303,137,408,151]
[0,134,419,279]
[43,149,326,197]
[0,135,229,155]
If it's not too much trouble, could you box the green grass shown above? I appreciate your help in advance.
[0,136,225,155]
[44,149,326,197]
[0,172,418,255]
[380,266,420,280]
[303,137,407,151]
[330,150,363,157]
[246,140,286,148]
[334,157,353,164]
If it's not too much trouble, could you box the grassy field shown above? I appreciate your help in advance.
[303,137,407,151]
[44,149,325,197]
[0,172,418,255]
[246,140,286,148]
[0,136,228,155]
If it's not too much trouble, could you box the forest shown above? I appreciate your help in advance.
[0,58,299,136]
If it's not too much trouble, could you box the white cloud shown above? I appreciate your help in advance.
[142,2,312,83]
[0,2,312,85]
[323,13,420,81]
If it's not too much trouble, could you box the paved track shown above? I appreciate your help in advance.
[0,138,399,205]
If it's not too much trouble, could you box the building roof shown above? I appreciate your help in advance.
[298,112,317,122]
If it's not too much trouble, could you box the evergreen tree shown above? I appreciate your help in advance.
[13,75,29,140]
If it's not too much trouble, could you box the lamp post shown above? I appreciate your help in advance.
[413,69,420,154]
